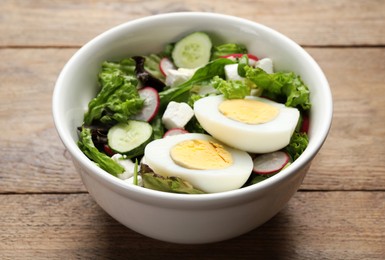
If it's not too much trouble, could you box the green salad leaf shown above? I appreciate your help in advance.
[211,76,251,99]
[84,60,144,125]
[245,66,311,110]
[211,43,247,60]
[141,172,205,194]
[285,132,309,160]
[78,127,124,176]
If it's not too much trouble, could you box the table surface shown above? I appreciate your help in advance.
[1,1,385,259]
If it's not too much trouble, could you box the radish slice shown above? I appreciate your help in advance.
[103,144,115,157]
[252,151,290,175]
[163,128,189,138]
[159,57,176,77]
[131,87,160,122]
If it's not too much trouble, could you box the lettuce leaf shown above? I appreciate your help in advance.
[284,132,309,160]
[143,54,166,81]
[245,66,311,110]
[78,127,124,176]
[141,171,205,194]
[211,43,247,60]
[211,76,251,99]
[84,60,144,125]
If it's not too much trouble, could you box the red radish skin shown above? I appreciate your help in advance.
[163,128,189,138]
[159,57,176,77]
[301,114,310,133]
[103,144,115,157]
[252,151,290,175]
[131,87,160,122]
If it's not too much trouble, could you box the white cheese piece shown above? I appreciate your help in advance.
[112,154,136,180]
[255,58,274,74]
[162,101,194,130]
[224,64,244,81]
[165,68,197,87]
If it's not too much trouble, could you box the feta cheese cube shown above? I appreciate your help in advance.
[165,68,197,87]
[255,58,274,74]
[224,64,244,81]
[162,101,194,129]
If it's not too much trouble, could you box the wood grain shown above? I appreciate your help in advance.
[0,192,384,259]
[0,48,84,193]
[1,1,384,258]
[0,0,384,47]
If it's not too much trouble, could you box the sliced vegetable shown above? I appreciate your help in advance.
[252,151,290,175]
[159,57,176,77]
[103,144,115,157]
[163,128,189,138]
[131,87,160,122]
[107,120,153,158]
[172,32,212,69]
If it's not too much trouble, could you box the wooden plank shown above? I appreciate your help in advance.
[0,48,84,193]
[302,47,385,190]
[0,0,384,47]
[0,192,384,259]
[1,47,384,193]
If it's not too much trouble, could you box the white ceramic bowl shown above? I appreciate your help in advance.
[53,12,332,244]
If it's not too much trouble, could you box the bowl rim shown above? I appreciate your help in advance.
[52,11,333,205]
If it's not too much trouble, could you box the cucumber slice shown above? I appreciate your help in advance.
[172,32,212,69]
[108,120,153,157]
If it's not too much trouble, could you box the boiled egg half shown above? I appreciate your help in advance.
[144,133,253,193]
[194,95,300,153]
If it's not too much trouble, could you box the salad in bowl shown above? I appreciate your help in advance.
[53,12,332,244]
[77,31,311,194]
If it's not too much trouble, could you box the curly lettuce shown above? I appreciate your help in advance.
[285,132,309,160]
[84,59,144,125]
[245,66,311,110]
[211,76,251,99]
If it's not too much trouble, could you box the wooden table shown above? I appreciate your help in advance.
[1,1,384,259]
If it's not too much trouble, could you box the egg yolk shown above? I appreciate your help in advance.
[170,139,233,170]
[218,99,279,124]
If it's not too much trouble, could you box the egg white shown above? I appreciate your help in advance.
[193,95,300,153]
[144,133,253,193]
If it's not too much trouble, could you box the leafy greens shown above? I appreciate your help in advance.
[245,66,311,111]
[78,127,124,176]
[84,59,144,125]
